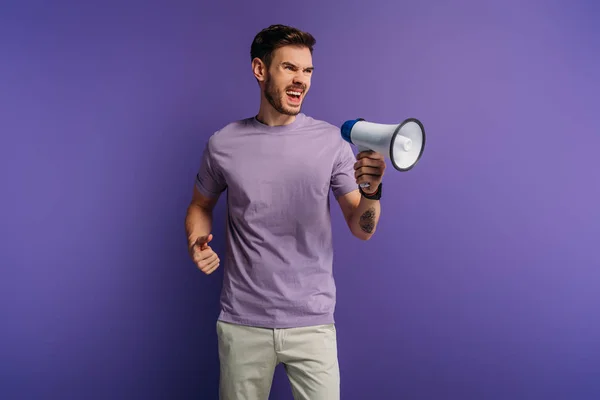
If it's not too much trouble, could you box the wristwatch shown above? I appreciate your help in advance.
[359,183,382,200]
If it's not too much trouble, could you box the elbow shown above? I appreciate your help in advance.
[352,227,376,241]
[355,234,372,241]
[346,214,377,240]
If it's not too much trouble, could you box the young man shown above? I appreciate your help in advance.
[185,24,386,400]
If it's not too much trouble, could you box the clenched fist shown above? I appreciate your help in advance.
[189,234,220,274]
[354,150,386,193]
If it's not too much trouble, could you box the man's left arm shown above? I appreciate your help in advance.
[337,151,386,240]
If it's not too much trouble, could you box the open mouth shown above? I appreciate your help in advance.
[286,89,303,104]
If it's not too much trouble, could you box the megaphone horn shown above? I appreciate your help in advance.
[341,117,426,172]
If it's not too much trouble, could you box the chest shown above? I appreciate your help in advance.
[219,133,336,208]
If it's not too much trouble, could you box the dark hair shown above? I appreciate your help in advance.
[250,24,316,68]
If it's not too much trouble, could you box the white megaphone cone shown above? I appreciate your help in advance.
[341,117,425,188]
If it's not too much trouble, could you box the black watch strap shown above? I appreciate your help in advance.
[359,183,382,200]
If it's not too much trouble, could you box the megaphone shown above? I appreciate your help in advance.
[341,117,426,187]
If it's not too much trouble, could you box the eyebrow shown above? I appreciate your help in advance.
[281,61,314,71]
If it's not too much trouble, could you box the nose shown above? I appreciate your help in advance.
[293,73,308,87]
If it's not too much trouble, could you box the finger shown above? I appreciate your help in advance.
[356,174,380,184]
[356,151,384,161]
[201,256,221,274]
[355,166,383,179]
[354,158,385,170]
[199,257,214,273]
[193,250,215,265]
[204,259,221,275]
[195,233,213,249]
[195,233,213,245]
[356,158,385,168]
[195,251,218,265]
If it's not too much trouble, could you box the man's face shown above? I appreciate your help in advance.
[262,46,314,116]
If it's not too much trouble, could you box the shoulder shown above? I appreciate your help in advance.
[302,114,337,131]
[301,114,346,143]
[205,117,255,148]
[210,117,255,138]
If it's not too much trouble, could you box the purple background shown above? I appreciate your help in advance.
[1,0,599,398]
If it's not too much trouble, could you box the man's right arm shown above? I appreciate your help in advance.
[185,185,220,256]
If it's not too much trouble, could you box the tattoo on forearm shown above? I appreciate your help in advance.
[359,207,376,233]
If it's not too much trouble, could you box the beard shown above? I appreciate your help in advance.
[263,75,304,116]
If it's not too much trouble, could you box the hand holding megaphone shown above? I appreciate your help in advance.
[341,117,426,189]
[354,150,386,193]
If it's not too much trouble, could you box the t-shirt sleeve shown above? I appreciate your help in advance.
[331,140,358,198]
[195,139,227,198]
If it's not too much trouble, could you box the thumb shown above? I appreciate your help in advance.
[195,233,213,249]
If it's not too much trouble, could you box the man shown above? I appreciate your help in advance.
[185,24,386,400]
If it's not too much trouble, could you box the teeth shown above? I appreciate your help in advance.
[286,91,301,96]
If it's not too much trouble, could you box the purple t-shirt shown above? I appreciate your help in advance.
[195,113,358,329]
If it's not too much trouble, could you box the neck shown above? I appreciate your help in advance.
[256,99,297,127]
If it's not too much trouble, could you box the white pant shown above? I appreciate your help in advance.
[216,320,340,400]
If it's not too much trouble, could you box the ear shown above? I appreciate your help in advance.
[252,57,267,82]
